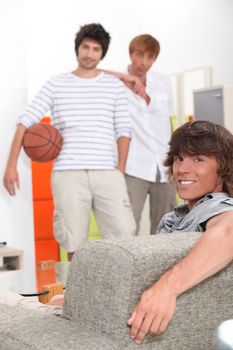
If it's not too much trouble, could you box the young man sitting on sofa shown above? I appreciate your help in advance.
[1,120,233,345]
[128,120,233,344]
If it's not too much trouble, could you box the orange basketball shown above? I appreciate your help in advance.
[23,124,63,162]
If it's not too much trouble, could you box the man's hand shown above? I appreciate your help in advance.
[117,164,125,174]
[120,75,145,96]
[101,69,148,100]
[121,75,150,103]
[117,136,130,175]
[127,273,177,344]
[4,165,20,196]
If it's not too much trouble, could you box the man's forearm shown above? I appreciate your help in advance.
[163,223,233,297]
[4,123,27,195]
[101,69,126,80]
[101,69,145,97]
[117,136,130,173]
[6,124,26,167]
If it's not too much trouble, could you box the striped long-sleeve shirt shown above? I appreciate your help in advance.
[18,72,131,171]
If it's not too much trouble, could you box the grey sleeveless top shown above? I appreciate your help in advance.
[157,192,233,234]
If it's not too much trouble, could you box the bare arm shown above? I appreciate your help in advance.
[165,212,233,292]
[3,124,27,196]
[101,69,146,97]
[128,211,233,344]
[117,136,130,174]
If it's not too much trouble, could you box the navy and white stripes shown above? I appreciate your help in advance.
[18,72,131,170]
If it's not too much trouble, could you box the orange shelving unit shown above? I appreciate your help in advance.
[31,117,59,266]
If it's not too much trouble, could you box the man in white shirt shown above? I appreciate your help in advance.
[3,23,136,260]
[121,34,176,234]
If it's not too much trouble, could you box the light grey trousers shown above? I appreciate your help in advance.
[52,170,136,252]
[125,174,176,234]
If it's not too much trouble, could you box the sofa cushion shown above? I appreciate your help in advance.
[0,304,120,350]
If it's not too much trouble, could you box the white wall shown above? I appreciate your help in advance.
[23,0,233,100]
[0,0,36,292]
[1,0,233,285]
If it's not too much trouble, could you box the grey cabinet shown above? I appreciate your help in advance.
[193,85,233,133]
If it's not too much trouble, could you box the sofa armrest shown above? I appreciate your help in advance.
[64,232,223,346]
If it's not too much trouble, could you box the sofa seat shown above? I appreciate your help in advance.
[0,304,120,350]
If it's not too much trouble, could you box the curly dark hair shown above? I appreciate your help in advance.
[164,120,233,196]
[74,23,111,59]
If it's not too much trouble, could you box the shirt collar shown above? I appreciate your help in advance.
[174,192,229,218]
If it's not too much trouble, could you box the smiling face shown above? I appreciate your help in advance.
[173,153,223,209]
[77,38,103,70]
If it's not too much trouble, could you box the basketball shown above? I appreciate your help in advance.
[22,124,63,162]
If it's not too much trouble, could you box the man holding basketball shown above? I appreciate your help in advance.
[3,23,136,260]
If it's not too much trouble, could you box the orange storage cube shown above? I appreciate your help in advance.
[31,161,53,200]
[35,240,59,263]
[33,200,54,240]
[36,260,57,291]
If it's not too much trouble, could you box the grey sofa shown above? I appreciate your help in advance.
[0,232,232,350]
